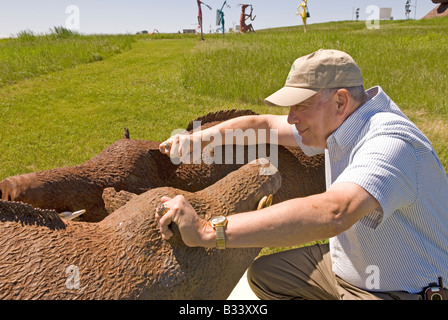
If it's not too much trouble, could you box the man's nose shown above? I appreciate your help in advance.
[287,110,298,125]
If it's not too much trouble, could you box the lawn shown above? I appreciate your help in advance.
[1,19,447,253]
[0,27,135,87]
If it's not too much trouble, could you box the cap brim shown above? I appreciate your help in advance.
[264,87,319,107]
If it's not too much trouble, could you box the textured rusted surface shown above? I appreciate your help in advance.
[0,161,280,300]
[0,110,325,222]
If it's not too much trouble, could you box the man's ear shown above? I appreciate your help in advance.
[335,89,350,115]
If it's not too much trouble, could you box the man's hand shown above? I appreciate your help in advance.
[155,195,214,247]
[159,133,191,160]
[159,132,207,164]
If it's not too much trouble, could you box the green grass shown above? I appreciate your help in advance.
[0,19,447,254]
[0,27,135,87]
[183,19,448,113]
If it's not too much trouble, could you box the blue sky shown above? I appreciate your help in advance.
[0,1,437,38]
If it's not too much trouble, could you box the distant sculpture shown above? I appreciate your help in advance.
[196,0,212,41]
[216,1,230,38]
[239,4,256,34]
[296,0,310,33]
[405,0,412,19]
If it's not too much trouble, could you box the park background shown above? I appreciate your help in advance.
[1,1,447,254]
[0,0,436,37]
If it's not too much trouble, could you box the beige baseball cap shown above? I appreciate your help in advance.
[264,49,363,107]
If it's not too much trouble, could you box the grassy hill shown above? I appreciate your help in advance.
[1,18,447,181]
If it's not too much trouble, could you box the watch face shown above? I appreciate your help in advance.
[210,216,226,224]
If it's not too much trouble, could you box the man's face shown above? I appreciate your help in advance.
[287,90,341,149]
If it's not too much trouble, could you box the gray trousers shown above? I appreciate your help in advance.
[247,243,437,300]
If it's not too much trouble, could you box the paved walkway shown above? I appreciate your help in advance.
[227,270,259,300]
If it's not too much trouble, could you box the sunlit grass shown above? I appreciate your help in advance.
[0,27,135,87]
[182,19,448,115]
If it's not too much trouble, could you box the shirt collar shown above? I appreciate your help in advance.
[326,86,390,149]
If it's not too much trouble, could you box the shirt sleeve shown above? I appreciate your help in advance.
[291,125,325,156]
[334,135,418,229]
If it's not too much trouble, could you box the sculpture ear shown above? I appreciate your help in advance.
[102,188,137,214]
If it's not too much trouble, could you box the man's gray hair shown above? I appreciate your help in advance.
[320,86,367,105]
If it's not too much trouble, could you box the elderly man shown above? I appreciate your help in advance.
[157,49,448,300]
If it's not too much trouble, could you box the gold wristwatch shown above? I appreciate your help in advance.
[208,215,228,250]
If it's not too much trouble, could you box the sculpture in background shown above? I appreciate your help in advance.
[216,1,231,38]
[296,0,310,33]
[405,0,412,19]
[239,4,256,34]
[196,0,212,41]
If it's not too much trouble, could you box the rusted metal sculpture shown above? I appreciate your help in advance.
[196,0,212,41]
[239,4,256,33]
[0,109,326,299]
[0,160,280,299]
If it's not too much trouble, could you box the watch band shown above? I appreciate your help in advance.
[215,225,226,250]
[209,216,227,250]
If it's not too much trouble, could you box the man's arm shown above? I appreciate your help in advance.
[156,182,381,248]
[159,115,300,159]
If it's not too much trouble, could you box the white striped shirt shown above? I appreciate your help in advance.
[317,86,448,293]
